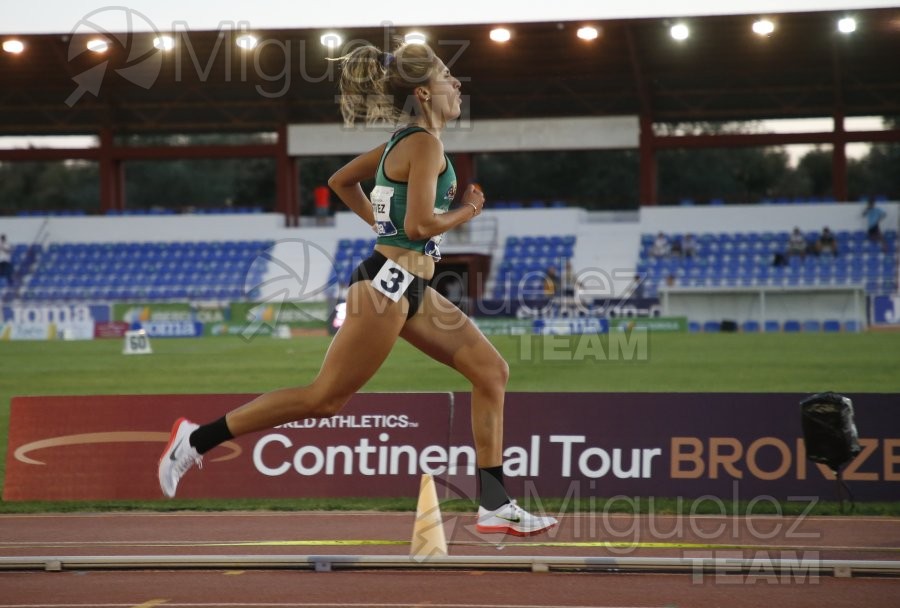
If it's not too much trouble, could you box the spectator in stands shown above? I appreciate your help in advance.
[815,226,838,256]
[681,233,698,258]
[787,227,808,259]
[650,232,671,258]
[862,200,887,249]
[561,260,589,308]
[562,260,577,297]
[670,237,682,257]
[543,265,561,300]
[157,41,556,537]
[627,273,645,299]
[0,234,12,285]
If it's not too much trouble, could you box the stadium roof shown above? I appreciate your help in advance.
[1,8,899,135]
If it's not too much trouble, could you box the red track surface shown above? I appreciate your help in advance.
[1,511,898,607]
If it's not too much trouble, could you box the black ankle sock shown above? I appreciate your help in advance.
[189,416,234,455]
[478,466,510,511]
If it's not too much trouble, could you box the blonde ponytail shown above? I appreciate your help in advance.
[335,42,440,126]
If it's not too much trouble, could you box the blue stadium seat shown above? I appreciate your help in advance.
[802,320,822,332]
[783,320,801,333]
[702,321,720,333]
[741,320,760,332]
[764,320,781,333]
[823,320,841,333]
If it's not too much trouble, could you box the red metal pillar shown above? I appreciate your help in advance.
[98,128,124,213]
[638,115,657,206]
[276,125,299,227]
[832,112,848,202]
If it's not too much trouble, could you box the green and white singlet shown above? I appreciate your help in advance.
[372,126,457,261]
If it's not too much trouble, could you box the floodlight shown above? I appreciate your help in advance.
[838,18,856,34]
[753,19,775,36]
[490,28,511,43]
[320,32,342,48]
[153,35,175,51]
[577,26,599,41]
[405,32,427,45]
[670,24,689,41]
[86,38,108,53]
[236,34,258,50]
[2,40,24,54]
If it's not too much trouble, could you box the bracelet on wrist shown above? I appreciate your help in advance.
[465,202,479,217]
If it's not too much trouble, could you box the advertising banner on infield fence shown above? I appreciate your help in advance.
[871,294,900,326]
[4,393,452,501]
[610,316,688,332]
[4,392,898,502]
[0,304,109,341]
[446,393,899,503]
[230,301,330,330]
[113,303,225,337]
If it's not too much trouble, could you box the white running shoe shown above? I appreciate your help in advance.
[476,499,558,537]
[158,417,202,498]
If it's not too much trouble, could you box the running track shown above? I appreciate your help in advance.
[1,511,898,607]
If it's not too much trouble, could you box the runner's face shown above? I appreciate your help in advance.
[426,60,462,122]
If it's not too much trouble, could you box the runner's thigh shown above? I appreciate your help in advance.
[400,287,506,382]
[313,280,408,395]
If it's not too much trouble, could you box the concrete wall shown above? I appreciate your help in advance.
[639,202,899,235]
[0,214,286,244]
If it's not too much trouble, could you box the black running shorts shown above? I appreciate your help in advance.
[348,250,432,319]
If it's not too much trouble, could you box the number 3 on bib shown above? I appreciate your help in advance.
[372,258,414,302]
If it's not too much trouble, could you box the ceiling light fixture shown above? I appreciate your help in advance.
[837,17,856,34]
[405,32,427,45]
[752,19,775,36]
[320,32,342,48]
[86,38,109,53]
[670,23,689,41]
[577,26,599,41]
[2,40,25,54]
[236,34,258,50]
[490,28,511,43]
[153,35,175,51]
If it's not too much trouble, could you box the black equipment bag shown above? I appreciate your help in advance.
[800,391,861,511]
[800,391,861,472]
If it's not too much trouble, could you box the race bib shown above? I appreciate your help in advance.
[372,258,414,302]
[424,208,447,261]
[371,185,398,236]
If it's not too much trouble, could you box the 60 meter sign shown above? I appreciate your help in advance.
[123,330,152,355]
